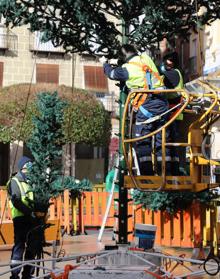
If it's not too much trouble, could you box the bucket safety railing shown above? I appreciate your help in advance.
[121,81,220,192]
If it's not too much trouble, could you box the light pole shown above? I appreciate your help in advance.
[117,20,130,244]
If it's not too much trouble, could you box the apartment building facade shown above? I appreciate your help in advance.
[181,19,220,81]
[180,20,220,165]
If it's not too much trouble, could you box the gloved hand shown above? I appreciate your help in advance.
[160,63,166,73]
[99,56,108,64]
[31,212,36,219]
[109,58,118,65]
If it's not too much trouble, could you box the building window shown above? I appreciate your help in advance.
[30,31,65,54]
[84,66,108,91]
[191,38,197,58]
[36,64,59,84]
[0,62,3,86]
[23,143,34,160]
[76,144,104,159]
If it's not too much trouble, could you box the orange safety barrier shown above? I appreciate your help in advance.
[0,189,212,248]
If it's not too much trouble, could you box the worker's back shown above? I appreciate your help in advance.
[123,53,163,89]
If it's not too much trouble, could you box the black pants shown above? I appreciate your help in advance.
[10,216,36,279]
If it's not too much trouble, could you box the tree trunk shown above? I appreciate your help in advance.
[63,143,75,177]
[70,143,75,177]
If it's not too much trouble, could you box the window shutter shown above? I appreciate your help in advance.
[36,64,59,84]
[84,66,108,91]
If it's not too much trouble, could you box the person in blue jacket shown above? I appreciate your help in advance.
[100,44,171,175]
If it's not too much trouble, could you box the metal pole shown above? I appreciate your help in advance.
[118,87,129,244]
[98,156,119,242]
[117,20,129,244]
[51,240,57,270]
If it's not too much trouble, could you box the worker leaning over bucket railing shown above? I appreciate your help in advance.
[100,44,174,175]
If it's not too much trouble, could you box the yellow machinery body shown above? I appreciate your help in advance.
[122,80,220,192]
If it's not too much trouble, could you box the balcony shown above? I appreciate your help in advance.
[0,26,17,52]
[29,31,65,54]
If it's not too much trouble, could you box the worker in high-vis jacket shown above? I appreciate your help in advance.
[160,52,183,109]
[100,44,171,175]
[7,156,35,279]
[159,52,184,174]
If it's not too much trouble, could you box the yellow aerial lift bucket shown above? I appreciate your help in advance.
[122,80,220,192]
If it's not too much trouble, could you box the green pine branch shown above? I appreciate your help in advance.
[132,189,219,214]
[1,0,220,55]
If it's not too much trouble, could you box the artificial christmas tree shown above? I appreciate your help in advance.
[26,92,92,212]
[1,0,220,55]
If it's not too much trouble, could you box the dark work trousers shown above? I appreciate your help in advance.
[135,95,171,175]
[10,216,36,279]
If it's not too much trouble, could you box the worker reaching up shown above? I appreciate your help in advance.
[100,44,172,175]
[159,52,184,175]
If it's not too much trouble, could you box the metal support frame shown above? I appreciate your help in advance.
[121,83,220,191]
[0,248,219,278]
[98,156,119,242]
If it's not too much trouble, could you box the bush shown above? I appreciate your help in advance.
[0,83,111,146]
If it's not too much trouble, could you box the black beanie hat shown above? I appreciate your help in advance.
[17,156,32,171]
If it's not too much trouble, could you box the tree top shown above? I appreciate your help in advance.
[1,0,220,56]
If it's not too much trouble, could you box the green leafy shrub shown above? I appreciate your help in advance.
[0,83,111,146]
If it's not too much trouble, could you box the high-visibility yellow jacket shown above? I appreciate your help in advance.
[165,69,184,121]
[7,176,33,219]
[123,54,164,89]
